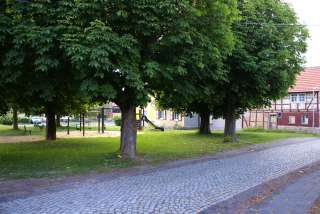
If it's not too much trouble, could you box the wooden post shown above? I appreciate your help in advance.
[249,111,252,127]
[67,117,70,135]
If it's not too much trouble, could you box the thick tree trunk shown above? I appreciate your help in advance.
[120,105,137,159]
[46,106,56,141]
[12,108,18,130]
[0,1,6,15]
[56,115,61,127]
[224,112,237,142]
[199,111,211,134]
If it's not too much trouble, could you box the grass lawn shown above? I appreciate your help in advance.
[0,128,318,180]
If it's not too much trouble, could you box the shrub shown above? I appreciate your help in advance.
[18,117,31,123]
[0,115,13,125]
[113,116,121,126]
[223,136,233,143]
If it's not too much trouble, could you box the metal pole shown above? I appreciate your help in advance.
[313,90,315,128]
[98,113,100,134]
[101,108,105,133]
[255,110,258,128]
[83,113,85,137]
[67,116,70,135]
[317,91,320,127]
[262,110,265,129]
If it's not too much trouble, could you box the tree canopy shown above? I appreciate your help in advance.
[215,0,308,141]
[0,0,84,139]
[154,0,238,134]
[62,0,239,158]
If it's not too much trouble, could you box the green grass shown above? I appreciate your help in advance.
[0,128,318,180]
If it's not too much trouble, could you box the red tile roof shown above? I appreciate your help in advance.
[289,67,320,93]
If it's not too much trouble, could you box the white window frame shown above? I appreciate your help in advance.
[301,114,309,125]
[288,116,296,125]
[291,94,297,103]
[172,112,179,121]
[299,93,305,102]
[158,111,166,120]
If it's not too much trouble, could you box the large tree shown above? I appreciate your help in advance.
[155,0,238,135]
[0,0,83,140]
[215,0,308,142]
[63,0,204,159]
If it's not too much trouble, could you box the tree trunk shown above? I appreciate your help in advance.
[120,105,137,159]
[199,111,211,134]
[46,106,56,141]
[224,112,237,142]
[12,108,18,130]
[0,0,6,15]
[56,115,61,127]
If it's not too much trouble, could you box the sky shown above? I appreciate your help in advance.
[285,0,320,67]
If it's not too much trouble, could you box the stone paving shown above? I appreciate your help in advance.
[246,169,320,214]
[1,138,320,214]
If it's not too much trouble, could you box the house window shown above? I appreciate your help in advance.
[291,94,297,102]
[301,115,309,125]
[299,93,305,102]
[172,112,179,120]
[158,111,166,120]
[288,116,296,125]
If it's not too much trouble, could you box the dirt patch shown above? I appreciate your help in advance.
[0,131,121,144]
[309,197,320,214]
[57,131,120,138]
[0,136,44,143]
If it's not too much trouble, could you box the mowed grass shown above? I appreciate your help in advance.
[0,127,317,180]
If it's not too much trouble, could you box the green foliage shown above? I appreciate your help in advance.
[113,116,122,127]
[223,136,233,143]
[155,0,238,117]
[18,117,31,124]
[0,0,84,120]
[214,0,308,119]
[0,115,13,125]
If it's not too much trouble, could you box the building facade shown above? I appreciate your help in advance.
[243,67,320,131]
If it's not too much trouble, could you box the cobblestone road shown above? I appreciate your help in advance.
[1,138,320,214]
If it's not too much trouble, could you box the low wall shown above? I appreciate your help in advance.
[276,125,320,134]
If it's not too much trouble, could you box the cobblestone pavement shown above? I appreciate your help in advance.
[1,138,320,214]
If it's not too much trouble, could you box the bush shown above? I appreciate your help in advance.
[0,115,13,125]
[113,116,121,126]
[223,136,233,143]
[18,117,31,123]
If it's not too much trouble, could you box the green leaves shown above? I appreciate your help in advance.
[215,0,308,116]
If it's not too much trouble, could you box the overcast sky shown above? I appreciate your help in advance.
[285,0,320,67]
